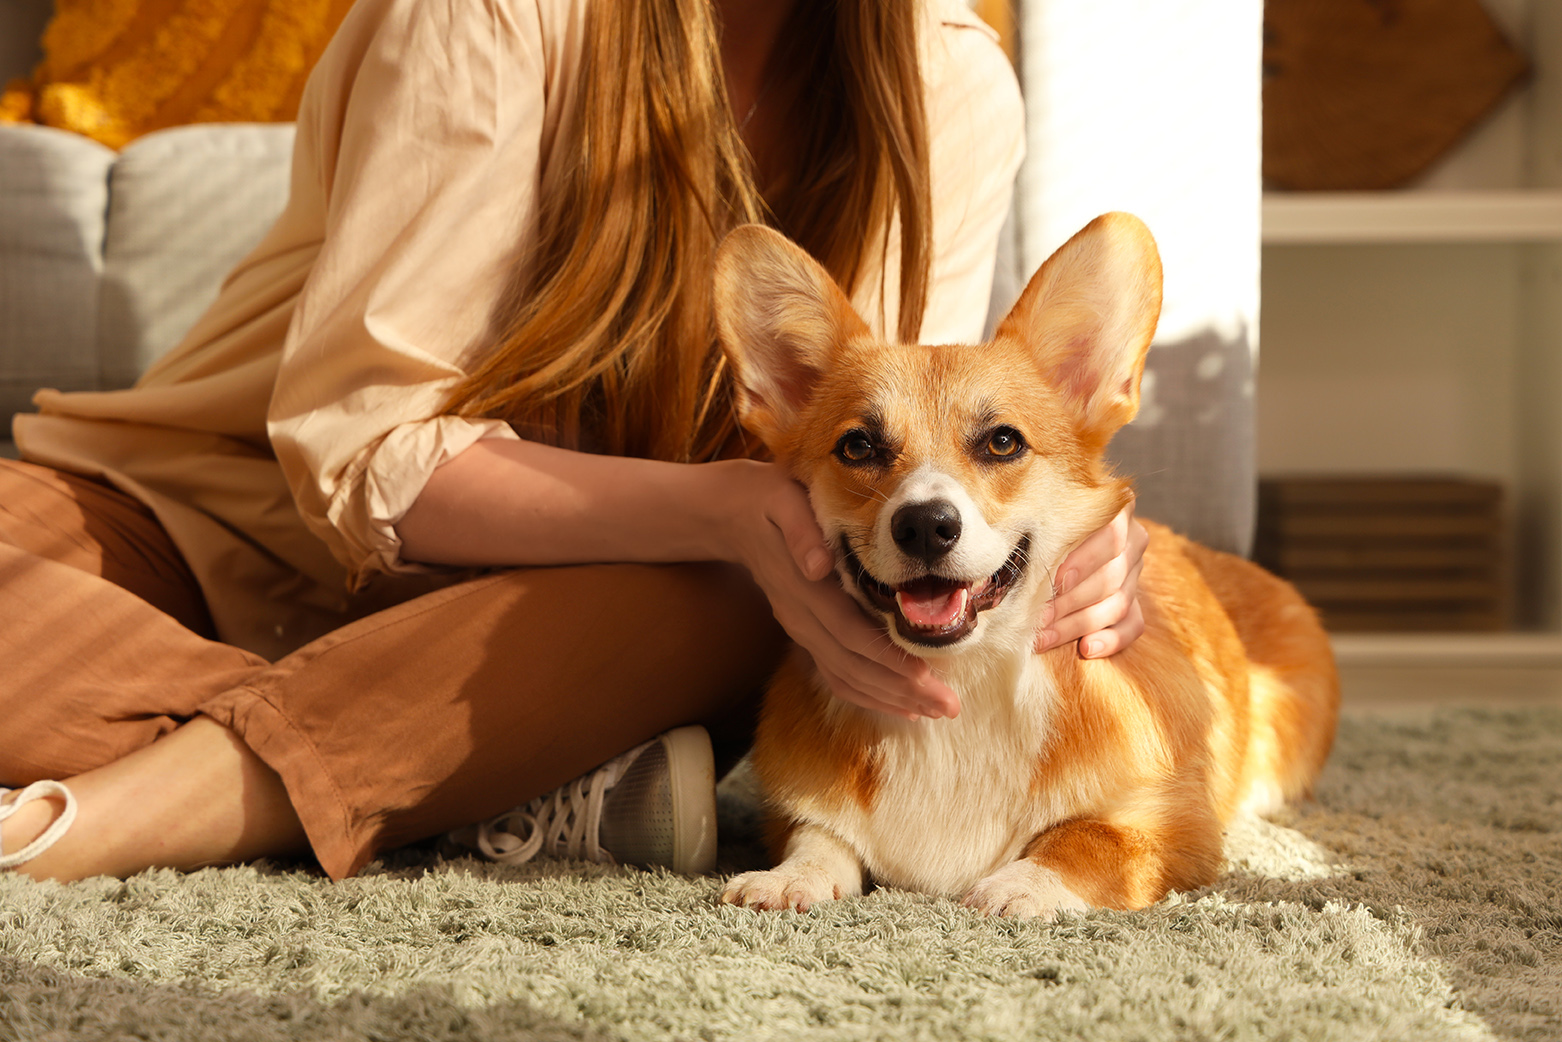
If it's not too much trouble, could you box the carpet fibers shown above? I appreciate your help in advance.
[2,704,1559,1041]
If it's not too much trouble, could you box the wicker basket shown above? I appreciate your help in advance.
[1255,476,1508,631]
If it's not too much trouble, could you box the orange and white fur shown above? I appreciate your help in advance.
[714,214,1339,919]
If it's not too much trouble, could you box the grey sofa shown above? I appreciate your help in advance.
[0,0,1259,557]
[1,122,293,443]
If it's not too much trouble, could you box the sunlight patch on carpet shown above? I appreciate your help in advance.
[1223,813,1348,880]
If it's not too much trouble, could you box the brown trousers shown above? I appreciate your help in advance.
[0,459,786,879]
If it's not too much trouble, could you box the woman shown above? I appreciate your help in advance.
[0,0,1146,881]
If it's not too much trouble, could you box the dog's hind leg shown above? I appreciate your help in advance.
[1184,542,1341,805]
[967,806,1224,918]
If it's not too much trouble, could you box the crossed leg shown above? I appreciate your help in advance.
[0,460,786,881]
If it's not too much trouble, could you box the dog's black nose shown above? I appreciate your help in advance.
[891,500,962,562]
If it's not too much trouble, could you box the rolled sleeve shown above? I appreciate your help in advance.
[341,415,518,580]
[267,0,569,586]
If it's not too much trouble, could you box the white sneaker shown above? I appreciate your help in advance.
[0,781,78,870]
[448,726,718,875]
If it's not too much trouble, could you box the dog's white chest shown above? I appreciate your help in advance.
[814,666,1059,897]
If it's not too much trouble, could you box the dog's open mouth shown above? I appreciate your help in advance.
[844,536,1030,647]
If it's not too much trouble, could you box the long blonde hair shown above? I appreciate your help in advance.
[445,0,932,463]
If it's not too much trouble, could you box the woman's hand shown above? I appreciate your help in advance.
[715,460,962,721]
[1033,500,1147,658]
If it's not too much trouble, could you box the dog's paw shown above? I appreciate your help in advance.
[721,865,845,913]
[962,860,1089,920]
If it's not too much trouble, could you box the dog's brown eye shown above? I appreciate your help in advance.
[836,430,875,463]
[984,427,1025,459]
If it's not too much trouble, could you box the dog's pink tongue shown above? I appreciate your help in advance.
[896,585,969,630]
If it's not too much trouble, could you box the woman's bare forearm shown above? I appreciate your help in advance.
[394,437,748,568]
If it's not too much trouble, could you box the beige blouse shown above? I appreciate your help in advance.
[15,0,1025,661]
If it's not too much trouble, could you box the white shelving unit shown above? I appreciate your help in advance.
[1263,190,1562,244]
[1258,0,1562,661]
[1330,630,1562,667]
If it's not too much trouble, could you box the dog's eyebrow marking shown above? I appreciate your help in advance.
[970,402,1004,432]
[861,409,888,440]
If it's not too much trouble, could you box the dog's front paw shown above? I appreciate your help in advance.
[962,860,1089,920]
[721,865,845,913]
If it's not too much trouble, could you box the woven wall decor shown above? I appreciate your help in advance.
[1264,0,1528,190]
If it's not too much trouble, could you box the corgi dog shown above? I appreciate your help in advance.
[713,214,1339,919]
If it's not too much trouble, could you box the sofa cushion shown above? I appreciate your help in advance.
[0,124,115,426]
[99,123,295,386]
[1108,330,1256,559]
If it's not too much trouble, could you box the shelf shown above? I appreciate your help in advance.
[1330,632,1562,667]
[1263,190,1562,244]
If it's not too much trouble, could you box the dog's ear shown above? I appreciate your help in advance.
[996,212,1163,449]
[714,224,870,446]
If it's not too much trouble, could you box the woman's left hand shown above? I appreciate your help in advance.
[1033,499,1148,658]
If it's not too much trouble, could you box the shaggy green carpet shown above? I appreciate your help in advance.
[3,705,1559,1041]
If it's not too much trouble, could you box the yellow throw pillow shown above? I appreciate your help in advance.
[0,0,354,149]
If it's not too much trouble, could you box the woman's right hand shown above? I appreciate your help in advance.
[712,460,961,721]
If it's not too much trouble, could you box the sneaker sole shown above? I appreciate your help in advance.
[660,725,718,875]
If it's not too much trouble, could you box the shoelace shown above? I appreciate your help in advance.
[472,745,641,866]
[0,780,79,869]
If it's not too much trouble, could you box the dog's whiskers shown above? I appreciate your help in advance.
[1040,559,1060,600]
[865,630,898,656]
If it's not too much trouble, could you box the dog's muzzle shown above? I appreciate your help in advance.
[844,535,1030,648]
